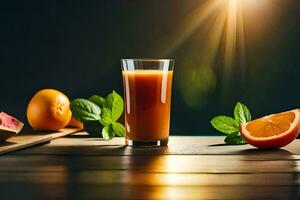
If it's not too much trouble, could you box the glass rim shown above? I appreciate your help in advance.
[121,58,174,62]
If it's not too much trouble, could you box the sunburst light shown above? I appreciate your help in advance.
[168,0,279,109]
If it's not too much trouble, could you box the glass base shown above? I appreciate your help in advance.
[126,138,168,147]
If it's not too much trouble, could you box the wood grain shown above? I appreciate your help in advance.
[1,134,300,199]
[0,155,299,173]
[0,184,296,200]
[0,170,298,186]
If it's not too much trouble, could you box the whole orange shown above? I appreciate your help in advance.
[27,89,72,131]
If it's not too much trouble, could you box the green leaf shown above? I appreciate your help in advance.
[234,102,251,124]
[102,124,115,140]
[103,91,124,122]
[70,99,101,123]
[84,120,103,137]
[210,116,239,135]
[112,122,125,137]
[224,132,247,145]
[89,95,106,108]
[99,108,113,125]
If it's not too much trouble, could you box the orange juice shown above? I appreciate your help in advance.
[122,70,173,142]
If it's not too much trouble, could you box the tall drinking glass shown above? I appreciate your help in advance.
[121,59,174,147]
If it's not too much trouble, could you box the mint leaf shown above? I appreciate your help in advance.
[224,132,247,145]
[234,102,251,124]
[103,91,123,122]
[99,108,113,125]
[112,122,125,137]
[89,95,106,108]
[70,99,101,122]
[211,101,252,145]
[102,124,115,140]
[84,120,103,137]
[211,116,239,135]
[72,91,126,141]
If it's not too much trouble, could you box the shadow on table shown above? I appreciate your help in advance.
[66,134,93,138]
[96,145,170,156]
[208,143,232,147]
[238,148,293,155]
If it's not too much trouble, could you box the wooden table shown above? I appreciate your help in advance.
[1,132,300,200]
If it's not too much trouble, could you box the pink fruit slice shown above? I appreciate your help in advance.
[0,112,24,141]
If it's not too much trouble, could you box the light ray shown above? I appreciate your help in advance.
[176,6,228,110]
[224,0,237,76]
[201,6,228,67]
[151,0,224,56]
[237,0,246,79]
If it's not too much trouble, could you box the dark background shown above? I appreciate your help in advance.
[1,0,300,135]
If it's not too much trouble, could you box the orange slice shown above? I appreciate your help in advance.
[240,109,300,149]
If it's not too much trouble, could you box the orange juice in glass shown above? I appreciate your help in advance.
[121,59,174,147]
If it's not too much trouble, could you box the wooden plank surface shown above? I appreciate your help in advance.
[0,155,300,173]
[1,170,299,186]
[0,128,80,155]
[1,134,300,199]
[12,132,300,156]
[1,184,297,200]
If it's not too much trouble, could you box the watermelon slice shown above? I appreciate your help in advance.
[0,112,24,142]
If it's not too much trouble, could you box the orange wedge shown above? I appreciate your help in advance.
[240,109,300,149]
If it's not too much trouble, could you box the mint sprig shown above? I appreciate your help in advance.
[99,91,125,139]
[70,91,125,140]
[210,102,251,145]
